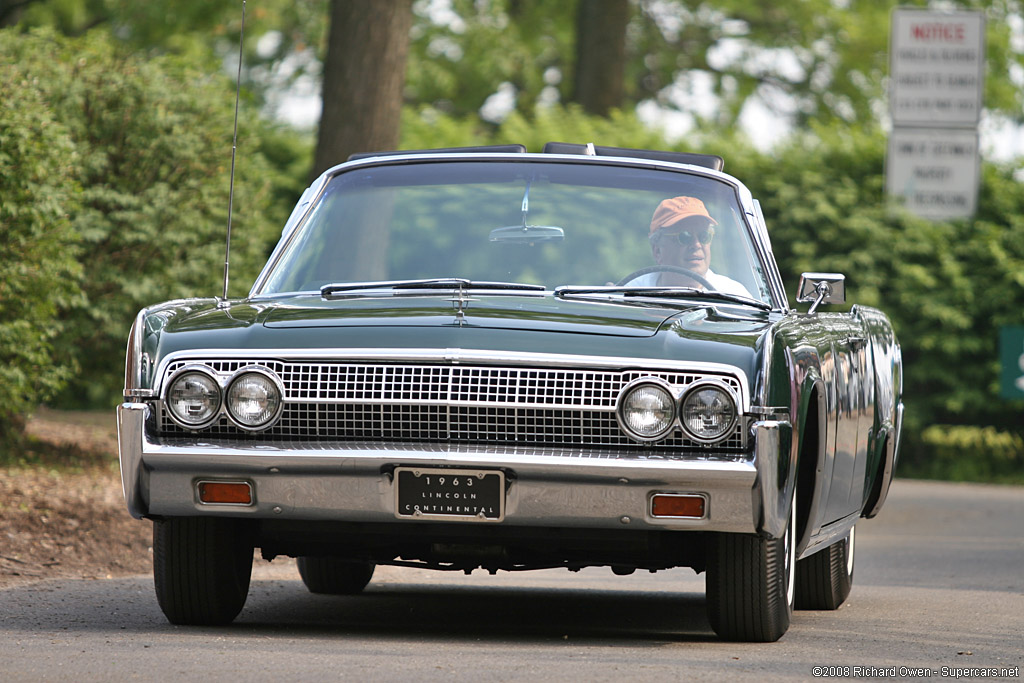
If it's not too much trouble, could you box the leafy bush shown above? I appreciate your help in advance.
[903,425,1024,484]
[0,57,82,442]
[0,28,295,409]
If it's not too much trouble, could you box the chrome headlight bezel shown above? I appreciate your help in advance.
[225,366,286,431]
[615,377,678,442]
[163,365,223,430]
[678,379,739,445]
[161,363,286,433]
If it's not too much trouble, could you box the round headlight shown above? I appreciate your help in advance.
[226,370,283,430]
[166,369,221,428]
[617,380,676,441]
[680,382,737,443]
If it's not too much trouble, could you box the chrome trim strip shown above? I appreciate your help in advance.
[150,348,751,411]
[274,397,624,411]
[799,511,858,559]
[123,309,147,397]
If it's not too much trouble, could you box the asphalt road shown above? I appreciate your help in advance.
[2,479,1022,682]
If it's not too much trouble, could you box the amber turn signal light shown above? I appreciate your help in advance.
[198,481,253,505]
[651,494,705,518]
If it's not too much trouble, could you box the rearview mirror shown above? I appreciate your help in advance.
[489,225,565,244]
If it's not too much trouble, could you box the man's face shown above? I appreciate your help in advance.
[652,216,714,280]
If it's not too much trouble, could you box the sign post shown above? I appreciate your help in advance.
[886,8,985,220]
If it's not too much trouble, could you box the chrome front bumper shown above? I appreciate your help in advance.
[118,402,790,535]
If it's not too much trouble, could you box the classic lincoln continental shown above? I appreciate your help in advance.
[118,143,903,641]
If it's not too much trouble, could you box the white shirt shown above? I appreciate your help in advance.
[624,270,753,298]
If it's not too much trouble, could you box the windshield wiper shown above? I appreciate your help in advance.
[321,278,545,297]
[554,285,772,310]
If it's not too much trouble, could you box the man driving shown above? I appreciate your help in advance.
[627,195,751,296]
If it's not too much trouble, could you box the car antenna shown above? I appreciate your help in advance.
[219,0,246,309]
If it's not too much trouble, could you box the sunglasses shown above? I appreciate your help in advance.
[658,226,715,246]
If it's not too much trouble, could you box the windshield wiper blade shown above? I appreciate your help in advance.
[554,285,772,310]
[321,278,545,296]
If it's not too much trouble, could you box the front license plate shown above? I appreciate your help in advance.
[395,467,505,522]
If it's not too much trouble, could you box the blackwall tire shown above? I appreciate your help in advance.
[297,556,375,595]
[795,526,855,610]
[152,517,253,626]
[706,496,796,642]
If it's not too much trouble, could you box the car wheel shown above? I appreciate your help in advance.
[297,556,375,595]
[795,526,855,610]
[153,517,253,625]
[706,494,796,642]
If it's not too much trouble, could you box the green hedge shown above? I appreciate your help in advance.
[0,28,303,410]
[900,425,1024,484]
[0,53,82,440]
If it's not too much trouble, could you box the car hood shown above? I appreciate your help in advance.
[143,294,776,386]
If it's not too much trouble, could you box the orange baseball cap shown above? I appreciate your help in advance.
[649,196,717,234]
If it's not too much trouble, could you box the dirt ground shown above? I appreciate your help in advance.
[0,409,153,588]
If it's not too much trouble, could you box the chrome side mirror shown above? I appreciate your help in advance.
[797,273,846,314]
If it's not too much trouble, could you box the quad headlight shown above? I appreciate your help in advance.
[615,376,739,445]
[226,368,284,430]
[165,367,222,429]
[679,381,738,444]
[616,378,676,442]
[163,364,284,432]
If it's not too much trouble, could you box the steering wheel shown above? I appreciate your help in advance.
[615,265,715,290]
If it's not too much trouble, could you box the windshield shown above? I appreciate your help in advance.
[257,159,772,304]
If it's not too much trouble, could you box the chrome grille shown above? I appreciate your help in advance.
[157,359,746,450]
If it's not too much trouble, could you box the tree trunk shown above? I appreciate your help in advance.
[311,0,413,178]
[571,0,629,117]
[310,0,412,281]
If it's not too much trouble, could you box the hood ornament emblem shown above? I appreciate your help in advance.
[450,280,471,326]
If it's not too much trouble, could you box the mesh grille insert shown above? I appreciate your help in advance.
[158,360,746,450]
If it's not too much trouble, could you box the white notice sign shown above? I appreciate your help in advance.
[890,9,985,126]
[886,128,979,220]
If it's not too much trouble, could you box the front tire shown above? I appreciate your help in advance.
[153,517,253,625]
[706,496,796,642]
[795,526,855,610]
[297,556,375,595]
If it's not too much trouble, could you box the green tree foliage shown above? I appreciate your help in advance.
[0,53,82,440]
[1,28,294,409]
[405,0,1024,131]
[10,1,1024,134]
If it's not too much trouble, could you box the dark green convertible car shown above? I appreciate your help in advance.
[118,143,903,641]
